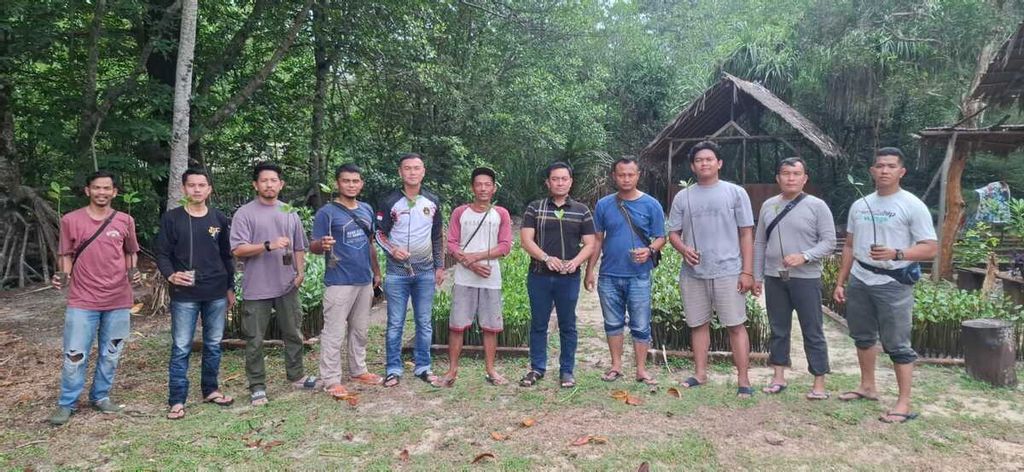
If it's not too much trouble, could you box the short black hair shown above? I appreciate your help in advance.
[776,157,807,174]
[85,170,118,188]
[545,161,573,178]
[252,162,283,181]
[611,156,639,173]
[471,166,496,183]
[398,153,424,166]
[875,147,905,166]
[688,141,722,163]
[335,163,362,180]
[181,167,211,185]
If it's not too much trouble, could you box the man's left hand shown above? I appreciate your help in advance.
[737,273,755,293]
[293,273,305,288]
[435,268,445,287]
[632,247,651,264]
[227,290,237,310]
[783,253,807,268]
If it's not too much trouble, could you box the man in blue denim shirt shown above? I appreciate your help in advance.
[156,168,236,420]
[585,157,665,386]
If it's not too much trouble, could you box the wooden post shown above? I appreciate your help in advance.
[938,141,969,281]
[667,141,674,203]
[962,319,1018,387]
[934,132,957,281]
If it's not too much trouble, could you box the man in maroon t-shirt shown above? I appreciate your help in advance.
[49,170,141,426]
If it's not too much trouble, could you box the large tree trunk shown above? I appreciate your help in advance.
[73,0,107,173]
[307,0,330,207]
[167,0,198,210]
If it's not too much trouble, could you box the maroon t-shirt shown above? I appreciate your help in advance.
[60,208,140,311]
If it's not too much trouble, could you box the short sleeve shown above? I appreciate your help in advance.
[229,208,251,250]
[908,198,937,242]
[734,187,754,228]
[522,201,538,230]
[646,198,666,237]
[580,206,596,235]
[667,191,685,232]
[312,207,329,240]
[123,215,140,253]
[593,199,606,233]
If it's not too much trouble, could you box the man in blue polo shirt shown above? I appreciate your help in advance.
[585,157,665,386]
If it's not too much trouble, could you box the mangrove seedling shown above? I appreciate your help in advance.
[847,174,878,247]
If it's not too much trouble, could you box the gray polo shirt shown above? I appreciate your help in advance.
[753,194,836,280]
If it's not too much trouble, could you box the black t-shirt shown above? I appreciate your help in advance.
[156,207,235,302]
[522,198,596,275]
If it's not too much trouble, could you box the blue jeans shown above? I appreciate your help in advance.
[384,271,436,376]
[58,307,131,408]
[527,272,580,376]
[168,298,227,406]
[597,273,652,342]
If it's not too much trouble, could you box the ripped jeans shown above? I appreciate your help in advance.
[58,307,131,408]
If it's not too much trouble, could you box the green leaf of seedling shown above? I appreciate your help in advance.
[50,181,62,193]
[554,209,565,220]
[319,183,332,193]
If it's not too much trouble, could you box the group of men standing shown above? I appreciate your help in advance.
[48,144,935,427]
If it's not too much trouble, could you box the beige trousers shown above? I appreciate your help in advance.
[318,284,373,385]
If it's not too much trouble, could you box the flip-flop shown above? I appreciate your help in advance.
[519,370,543,387]
[736,386,755,398]
[415,370,439,384]
[762,383,787,394]
[485,374,508,386]
[166,404,185,420]
[292,375,321,390]
[432,375,457,388]
[250,390,268,406]
[680,376,704,388]
[879,411,919,424]
[838,391,878,402]
[601,369,624,382]
[636,375,659,386]
[203,391,234,406]
[806,391,831,400]
[383,373,401,388]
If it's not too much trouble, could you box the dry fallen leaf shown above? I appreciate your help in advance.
[343,432,354,441]
[262,440,284,451]
[399,449,410,462]
[625,395,642,406]
[471,452,496,464]
[637,461,650,472]
[667,387,681,398]
[129,303,144,315]
[521,418,536,428]
[346,395,359,406]
[610,390,629,400]
[223,373,242,382]
[490,432,507,441]
[571,435,593,446]
[591,435,609,444]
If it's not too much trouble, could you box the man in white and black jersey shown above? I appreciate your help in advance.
[375,153,445,387]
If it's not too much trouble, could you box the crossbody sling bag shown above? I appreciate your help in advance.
[71,211,119,267]
[458,205,493,251]
[764,193,806,241]
[615,197,661,268]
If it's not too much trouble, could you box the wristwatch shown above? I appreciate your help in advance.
[542,254,550,263]
[264,241,272,252]
[894,249,905,261]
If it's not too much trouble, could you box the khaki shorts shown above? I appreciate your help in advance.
[679,275,747,328]
[450,285,503,332]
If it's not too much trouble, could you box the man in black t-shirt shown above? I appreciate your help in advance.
[518,162,596,388]
[156,168,236,419]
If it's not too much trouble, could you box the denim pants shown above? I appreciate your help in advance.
[168,298,227,406]
[527,272,580,376]
[763,277,830,376]
[58,307,131,408]
[597,273,652,342]
[384,271,435,377]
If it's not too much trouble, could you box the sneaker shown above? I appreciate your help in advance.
[92,398,123,414]
[49,406,73,426]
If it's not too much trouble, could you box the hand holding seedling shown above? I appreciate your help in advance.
[869,245,897,261]
[270,236,291,250]
[320,235,336,253]
[391,247,411,261]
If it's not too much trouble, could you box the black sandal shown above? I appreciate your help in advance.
[560,374,576,389]
[383,373,401,388]
[415,370,438,384]
[519,370,543,387]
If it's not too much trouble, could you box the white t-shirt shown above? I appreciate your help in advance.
[846,189,936,286]
[448,205,513,289]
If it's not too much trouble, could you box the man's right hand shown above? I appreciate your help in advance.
[545,257,564,273]
[833,284,846,304]
[271,236,291,250]
[469,262,492,278]
[320,235,336,253]
[584,271,596,292]
[169,271,194,286]
[391,248,411,261]
[51,273,65,290]
[680,245,701,266]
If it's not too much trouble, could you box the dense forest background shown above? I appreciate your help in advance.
[3,0,1024,251]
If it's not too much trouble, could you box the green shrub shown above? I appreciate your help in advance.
[954,222,999,267]
[911,279,1023,359]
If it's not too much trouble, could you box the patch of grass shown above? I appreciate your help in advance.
[575,432,719,470]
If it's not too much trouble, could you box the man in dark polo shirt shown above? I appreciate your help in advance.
[518,162,596,388]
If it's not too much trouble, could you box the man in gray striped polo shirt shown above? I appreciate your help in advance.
[753,157,836,400]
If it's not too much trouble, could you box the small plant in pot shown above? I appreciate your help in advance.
[847,174,879,249]
[47,181,71,289]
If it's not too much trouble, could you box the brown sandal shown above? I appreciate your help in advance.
[203,391,234,406]
[167,404,185,420]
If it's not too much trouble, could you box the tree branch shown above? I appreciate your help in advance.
[195,0,269,97]
[191,0,314,143]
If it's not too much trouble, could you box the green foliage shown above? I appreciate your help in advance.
[1009,198,1024,242]
[299,254,325,315]
[46,181,70,216]
[913,279,1021,325]
[954,222,1000,267]
[120,191,142,216]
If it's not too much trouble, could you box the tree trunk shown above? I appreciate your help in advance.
[308,0,330,207]
[167,0,198,210]
[74,0,107,173]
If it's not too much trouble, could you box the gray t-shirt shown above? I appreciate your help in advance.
[753,194,836,280]
[229,199,310,300]
[667,180,754,279]
[846,189,936,286]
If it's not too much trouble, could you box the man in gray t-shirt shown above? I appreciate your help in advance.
[230,162,313,406]
[833,147,937,424]
[667,141,756,397]
[753,157,835,399]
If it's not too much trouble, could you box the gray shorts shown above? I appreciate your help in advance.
[844,276,917,364]
[679,275,747,328]
[450,285,503,333]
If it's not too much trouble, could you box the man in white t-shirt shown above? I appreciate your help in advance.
[833,147,937,424]
[435,167,513,387]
